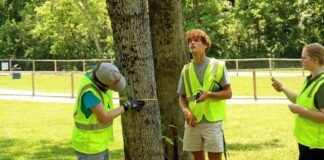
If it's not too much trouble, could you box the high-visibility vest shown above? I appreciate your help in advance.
[295,73,324,149]
[182,58,226,122]
[72,73,114,154]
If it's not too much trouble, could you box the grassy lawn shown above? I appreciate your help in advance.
[0,100,298,160]
[225,104,298,160]
[0,74,83,93]
[230,76,304,97]
[0,100,123,160]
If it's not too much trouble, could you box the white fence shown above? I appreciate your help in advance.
[0,58,305,99]
[0,58,302,73]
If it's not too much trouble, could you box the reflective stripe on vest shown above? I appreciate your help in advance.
[184,64,193,97]
[307,77,324,97]
[75,121,112,130]
[295,74,324,149]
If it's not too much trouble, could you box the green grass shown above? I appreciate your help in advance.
[0,74,82,93]
[0,100,124,160]
[230,76,304,97]
[224,104,298,160]
[0,101,298,160]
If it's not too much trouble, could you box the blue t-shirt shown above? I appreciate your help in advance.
[81,73,103,118]
[81,91,101,118]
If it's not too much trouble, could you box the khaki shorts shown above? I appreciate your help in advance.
[183,121,224,153]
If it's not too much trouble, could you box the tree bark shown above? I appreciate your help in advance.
[148,1,191,160]
[106,0,163,160]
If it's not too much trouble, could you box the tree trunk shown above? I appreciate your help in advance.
[148,1,191,160]
[106,1,163,160]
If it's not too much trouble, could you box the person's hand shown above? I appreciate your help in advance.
[123,98,145,111]
[183,108,196,127]
[196,90,208,103]
[271,77,284,92]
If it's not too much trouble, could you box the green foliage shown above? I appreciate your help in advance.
[183,0,323,59]
[0,0,114,59]
[0,0,47,59]
[183,0,238,58]
[0,0,322,59]
[32,0,114,59]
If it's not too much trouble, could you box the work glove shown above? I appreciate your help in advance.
[123,98,145,111]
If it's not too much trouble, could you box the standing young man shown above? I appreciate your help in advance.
[177,29,232,160]
[72,62,145,160]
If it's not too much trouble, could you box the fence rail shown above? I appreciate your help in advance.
[0,58,305,100]
[0,58,302,73]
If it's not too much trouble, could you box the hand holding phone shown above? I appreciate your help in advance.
[271,77,284,92]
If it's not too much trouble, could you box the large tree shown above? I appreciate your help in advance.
[106,0,164,159]
[148,0,191,159]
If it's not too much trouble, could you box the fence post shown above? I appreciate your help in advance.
[54,60,57,74]
[9,59,12,72]
[32,72,35,96]
[302,69,305,77]
[32,60,35,72]
[236,59,239,76]
[71,72,74,98]
[269,58,272,76]
[253,70,257,100]
[83,60,86,72]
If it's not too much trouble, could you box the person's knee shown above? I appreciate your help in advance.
[208,152,222,160]
[191,151,205,160]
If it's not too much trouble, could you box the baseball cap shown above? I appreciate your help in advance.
[94,62,126,92]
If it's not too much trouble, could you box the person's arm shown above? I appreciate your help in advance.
[282,88,298,103]
[293,83,324,123]
[197,66,232,102]
[179,95,196,127]
[91,104,125,124]
[288,104,324,123]
[91,98,145,124]
[271,77,297,103]
[177,71,196,127]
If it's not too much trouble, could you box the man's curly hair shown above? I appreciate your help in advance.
[186,29,211,52]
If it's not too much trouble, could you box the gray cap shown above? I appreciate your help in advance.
[95,62,126,92]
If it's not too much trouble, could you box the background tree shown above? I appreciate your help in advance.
[183,0,238,58]
[32,0,113,59]
[0,0,44,59]
[1,0,322,60]
[148,0,191,159]
[106,0,164,159]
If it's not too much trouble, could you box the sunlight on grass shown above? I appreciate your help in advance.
[0,101,299,160]
[0,100,124,160]
[231,76,304,97]
[224,104,298,160]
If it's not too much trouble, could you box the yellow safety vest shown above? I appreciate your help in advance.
[182,58,226,122]
[295,73,324,149]
[72,73,114,154]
